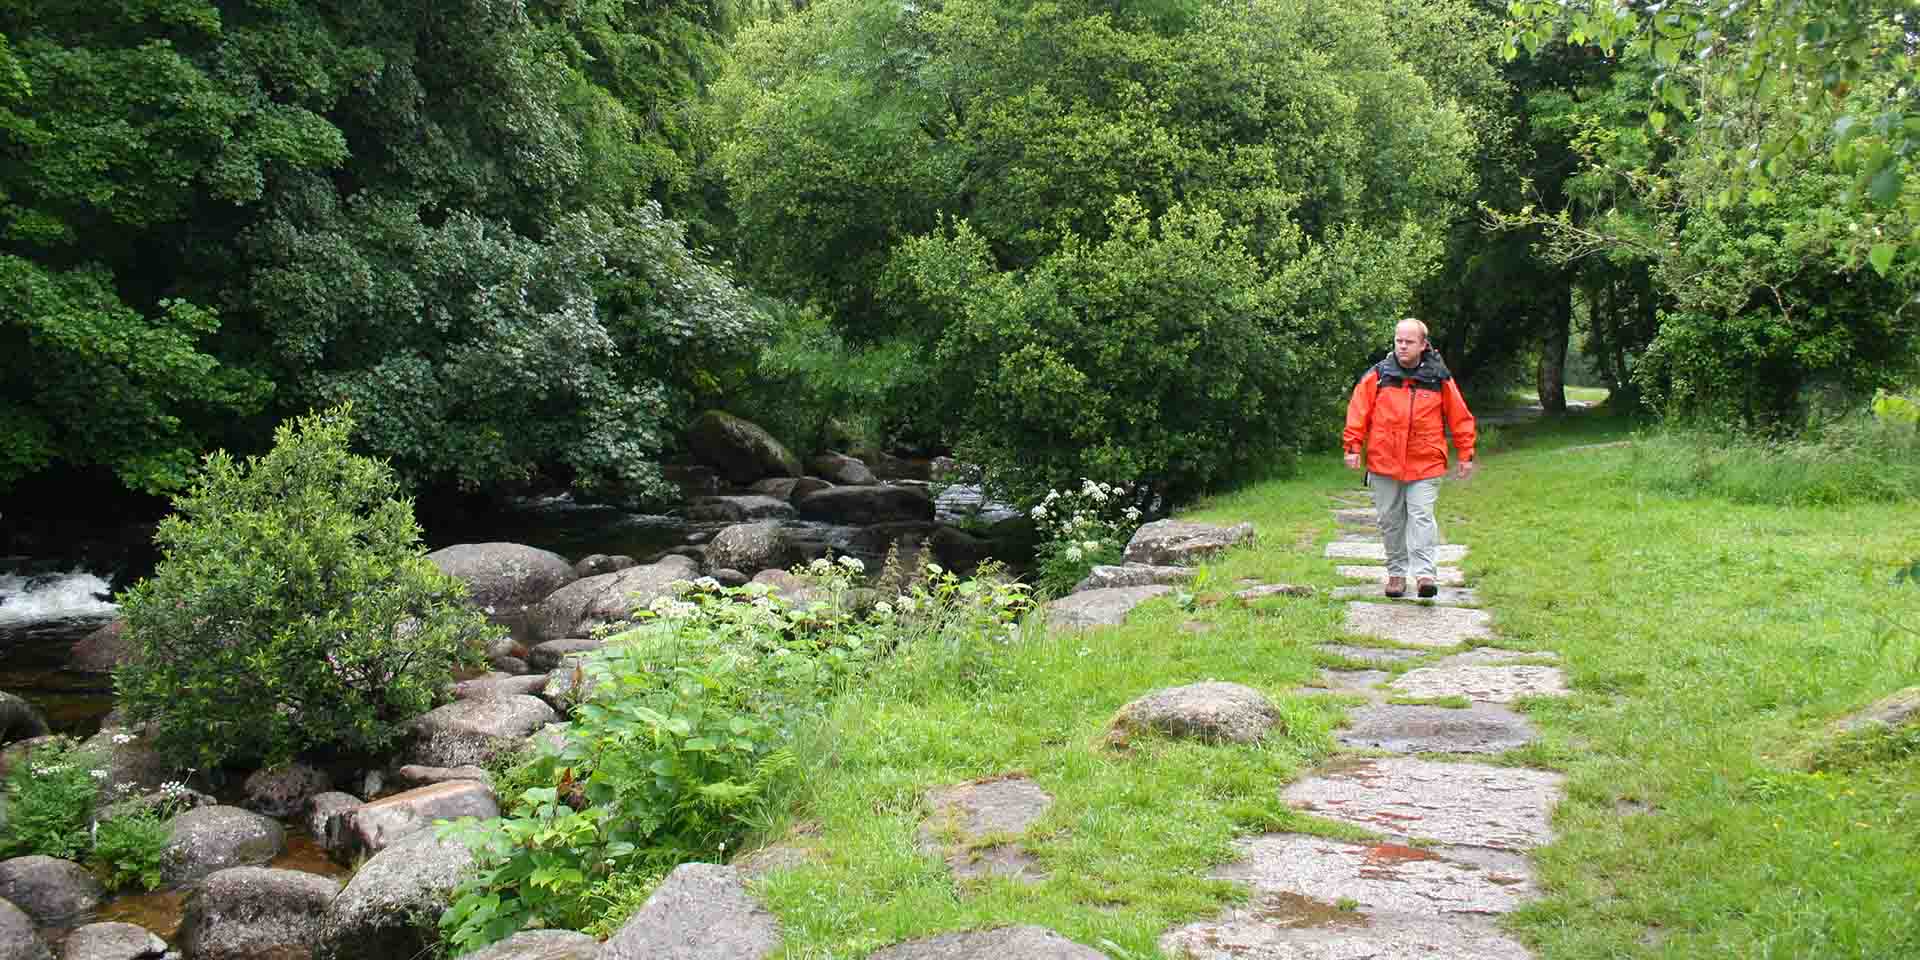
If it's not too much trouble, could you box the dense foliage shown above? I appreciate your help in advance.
[0,0,765,500]
[711,0,1485,499]
[115,407,494,768]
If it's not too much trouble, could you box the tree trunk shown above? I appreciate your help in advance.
[1536,286,1570,414]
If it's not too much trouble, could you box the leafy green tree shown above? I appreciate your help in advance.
[116,406,493,769]
[712,0,1482,498]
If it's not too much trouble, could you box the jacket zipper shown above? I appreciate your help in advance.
[1403,384,1417,479]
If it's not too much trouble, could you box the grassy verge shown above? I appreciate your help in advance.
[739,412,1920,958]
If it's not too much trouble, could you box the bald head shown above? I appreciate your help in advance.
[1394,318,1428,368]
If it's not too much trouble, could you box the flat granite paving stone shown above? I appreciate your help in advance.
[1160,909,1534,960]
[1044,585,1172,630]
[1315,643,1430,666]
[1434,647,1559,666]
[1334,566,1466,586]
[1343,603,1492,649]
[1330,584,1479,606]
[1331,508,1378,526]
[918,777,1054,883]
[1391,665,1571,704]
[1337,703,1538,754]
[1299,670,1390,701]
[1208,834,1539,916]
[1325,541,1467,562]
[1283,757,1563,851]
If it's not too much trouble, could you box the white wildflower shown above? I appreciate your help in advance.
[874,601,895,617]
[898,596,917,613]
[924,563,944,575]
[1082,540,1102,552]
[693,576,721,592]
[837,555,865,572]
[1065,546,1083,562]
[1124,506,1141,521]
[89,769,108,781]
[809,557,832,574]
[1030,505,1048,519]
[111,733,135,745]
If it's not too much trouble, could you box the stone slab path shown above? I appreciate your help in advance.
[1162,490,1572,958]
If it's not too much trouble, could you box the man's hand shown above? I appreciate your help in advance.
[1344,451,1361,471]
[1457,458,1475,480]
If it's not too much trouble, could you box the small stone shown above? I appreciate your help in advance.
[1071,564,1196,593]
[451,673,550,701]
[55,920,166,960]
[1111,681,1279,744]
[1122,520,1255,566]
[163,806,286,885]
[307,792,361,855]
[242,763,333,818]
[390,764,492,789]
[526,637,603,672]
[1233,583,1314,602]
[1315,643,1429,666]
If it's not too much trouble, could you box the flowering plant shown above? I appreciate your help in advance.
[1027,478,1144,597]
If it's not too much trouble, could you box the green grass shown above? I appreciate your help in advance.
[734,414,1920,958]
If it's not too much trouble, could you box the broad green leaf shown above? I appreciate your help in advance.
[1869,243,1895,276]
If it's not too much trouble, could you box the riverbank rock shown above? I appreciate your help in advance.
[683,496,797,523]
[78,728,176,804]
[465,930,600,960]
[68,619,135,675]
[427,543,578,613]
[0,856,103,925]
[408,696,556,768]
[661,464,721,498]
[1122,520,1255,566]
[870,927,1105,959]
[527,638,602,672]
[1046,585,1172,630]
[796,485,933,525]
[808,453,878,486]
[686,411,802,484]
[391,764,491,789]
[178,866,340,960]
[242,763,332,819]
[600,863,779,960]
[0,694,47,747]
[1072,564,1196,593]
[54,921,166,960]
[163,806,285,886]
[0,899,48,960]
[315,827,476,960]
[929,525,994,575]
[346,781,498,854]
[452,673,550,701]
[307,792,361,855]
[525,555,699,643]
[707,522,793,574]
[1110,681,1279,745]
[571,553,636,578]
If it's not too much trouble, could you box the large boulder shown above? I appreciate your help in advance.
[79,727,177,805]
[408,696,557,768]
[0,899,50,960]
[1045,586,1172,630]
[807,453,878,486]
[0,693,48,746]
[1121,519,1256,566]
[685,411,802,484]
[706,522,795,575]
[345,781,499,854]
[683,496,796,523]
[796,486,934,525]
[314,828,475,960]
[463,930,600,960]
[178,866,340,960]
[0,856,103,925]
[929,525,995,575]
[660,463,722,498]
[452,672,550,701]
[162,806,285,885]
[525,555,700,643]
[53,921,165,960]
[426,543,578,612]
[307,792,362,856]
[600,863,778,960]
[571,553,636,578]
[1072,564,1196,593]
[69,619,135,675]
[527,638,602,672]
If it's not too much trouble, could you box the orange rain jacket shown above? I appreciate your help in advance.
[1343,351,1477,483]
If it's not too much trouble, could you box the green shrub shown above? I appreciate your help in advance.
[0,739,96,860]
[115,405,494,769]
[91,805,173,892]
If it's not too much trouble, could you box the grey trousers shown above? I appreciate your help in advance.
[1368,473,1442,579]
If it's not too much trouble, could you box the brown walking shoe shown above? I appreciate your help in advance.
[1384,576,1406,598]
[1417,577,1438,598]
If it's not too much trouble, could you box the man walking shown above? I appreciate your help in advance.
[1342,318,1477,598]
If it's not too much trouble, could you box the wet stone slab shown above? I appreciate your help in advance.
[1325,542,1468,563]
[918,777,1053,883]
[1208,834,1539,916]
[1391,665,1570,704]
[1300,670,1389,701]
[1330,584,1478,606]
[1315,644,1431,667]
[1337,704,1538,754]
[1335,566,1466,586]
[1343,603,1492,649]
[1283,758,1563,851]
[1160,908,1534,960]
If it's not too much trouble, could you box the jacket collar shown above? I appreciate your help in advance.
[1375,347,1451,385]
